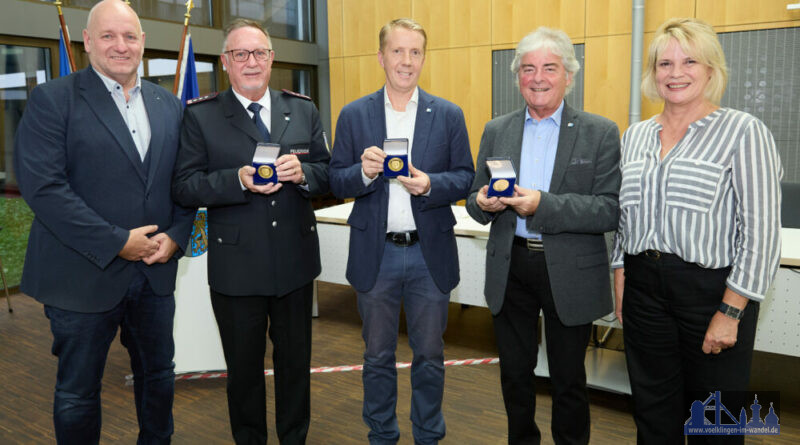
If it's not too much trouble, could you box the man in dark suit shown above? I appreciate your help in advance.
[466,27,621,445]
[13,1,194,443]
[171,19,329,445]
[329,18,474,445]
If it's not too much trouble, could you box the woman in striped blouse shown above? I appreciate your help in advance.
[611,18,782,444]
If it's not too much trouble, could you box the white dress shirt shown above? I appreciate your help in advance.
[233,87,272,134]
[362,87,419,233]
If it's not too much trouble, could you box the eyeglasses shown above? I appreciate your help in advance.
[224,48,272,62]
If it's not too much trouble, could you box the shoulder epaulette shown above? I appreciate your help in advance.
[186,92,219,106]
[281,89,312,101]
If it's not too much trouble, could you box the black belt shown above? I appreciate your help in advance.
[637,249,682,262]
[386,231,419,247]
[513,236,544,252]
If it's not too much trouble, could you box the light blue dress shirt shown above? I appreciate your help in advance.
[515,101,564,239]
[93,67,151,162]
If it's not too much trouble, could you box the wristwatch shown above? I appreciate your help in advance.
[718,302,744,320]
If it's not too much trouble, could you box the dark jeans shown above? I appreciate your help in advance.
[493,245,592,445]
[210,282,313,445]
[45,271,175,445]
[623,252,759,445]
[357,241,450,445]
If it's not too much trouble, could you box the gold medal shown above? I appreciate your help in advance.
[388,157,404,172]
[258,165,274,179]
[492,179,509,192]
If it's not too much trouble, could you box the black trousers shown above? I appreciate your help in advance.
[623,252,759,445]
[493,245,592,445]
[210,282,313,445]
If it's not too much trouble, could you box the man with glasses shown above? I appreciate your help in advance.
[172,18,330,445]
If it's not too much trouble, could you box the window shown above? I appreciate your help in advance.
[270,63,314,99]
[221,0,314,42]
[0,43,52,289]
[65,0,214,27]
[139,54,218,97]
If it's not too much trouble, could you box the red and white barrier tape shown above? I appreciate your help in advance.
[170,357,499,382]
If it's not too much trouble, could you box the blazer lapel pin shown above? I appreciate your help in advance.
[567,122,574,127]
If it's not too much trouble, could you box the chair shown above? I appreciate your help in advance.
[0,226,12,313]
[781,182,800,229]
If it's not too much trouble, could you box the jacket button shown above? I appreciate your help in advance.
[217,237,222,243]
[271,200,276,206]
[310,226,315,232]
[272,221,277,227]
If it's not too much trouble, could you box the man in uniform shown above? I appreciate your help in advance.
[171,19,330,445]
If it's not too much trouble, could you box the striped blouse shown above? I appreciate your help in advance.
[610,108,783,301]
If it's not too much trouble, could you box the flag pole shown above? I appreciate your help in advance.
[54,0,77,73]
[172,0,194,95]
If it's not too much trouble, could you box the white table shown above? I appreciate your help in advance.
[314,202,629,393]
[170,206,800,383]
[314,204,800,393]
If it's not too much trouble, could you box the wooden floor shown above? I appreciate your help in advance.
[1,284,797,444]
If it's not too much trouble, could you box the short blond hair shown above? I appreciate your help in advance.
[642,18,728,104]
[379,18,427,53]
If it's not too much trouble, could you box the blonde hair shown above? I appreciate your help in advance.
[642,18,728,104]
[379,18,427,53]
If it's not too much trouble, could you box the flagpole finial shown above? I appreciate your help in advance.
[184,0,194,25]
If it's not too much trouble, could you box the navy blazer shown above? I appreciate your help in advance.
[329,88,474,294]
[14,68,195,313]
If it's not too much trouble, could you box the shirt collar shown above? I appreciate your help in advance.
[92,66,141,95]
[383,86,419,108]
[525,100,564,127]
[233,87,271,113]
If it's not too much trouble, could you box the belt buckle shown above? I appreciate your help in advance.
[645,249,661,259]
[390,232,412,246]
[525,238,543,251]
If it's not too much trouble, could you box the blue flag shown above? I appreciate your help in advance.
[177,35,200,106]
[177,34,206,255]
[58,29,71,77]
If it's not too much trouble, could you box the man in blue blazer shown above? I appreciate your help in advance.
[329,18,474,445]
[13,1,194,443]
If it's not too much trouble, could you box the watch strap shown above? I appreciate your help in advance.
[718,302,744,320]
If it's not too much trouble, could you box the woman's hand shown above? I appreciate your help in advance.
[702,289,748,355]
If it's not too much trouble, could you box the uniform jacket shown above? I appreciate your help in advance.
[172,87,330,297]
[329,87,474,294]
[14,67,194,312]
[466,103,621,324]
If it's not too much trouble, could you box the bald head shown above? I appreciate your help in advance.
[83,0,145,90]
[86,0,142,34]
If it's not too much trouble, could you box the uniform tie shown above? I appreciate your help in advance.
[247,102,271,142]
